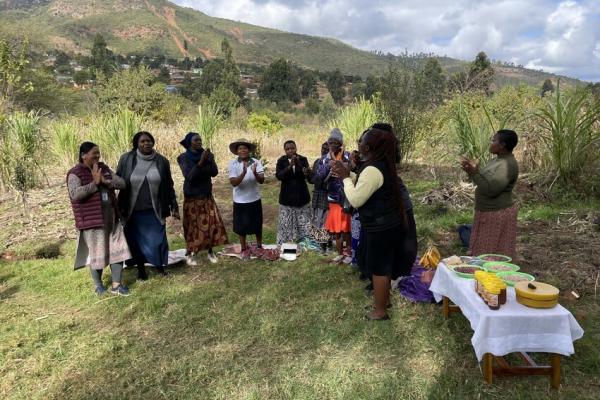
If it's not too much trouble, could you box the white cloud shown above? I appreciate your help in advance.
[172,0,600,81]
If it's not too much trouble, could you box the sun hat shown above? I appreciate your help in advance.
[229,138,256,155]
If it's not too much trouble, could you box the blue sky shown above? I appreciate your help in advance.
[172,0,600,82]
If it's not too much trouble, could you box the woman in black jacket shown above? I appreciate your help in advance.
[275,140,311,244]
[116,131,179,279]
[177,132,228,265]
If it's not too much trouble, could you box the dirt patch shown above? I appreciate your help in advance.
[518,219,600,297]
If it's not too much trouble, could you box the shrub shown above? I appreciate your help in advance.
[0,111,43,216]
[247,112,283,136]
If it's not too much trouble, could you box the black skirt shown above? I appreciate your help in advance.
[233,199,263,236]
[358,223,412,279]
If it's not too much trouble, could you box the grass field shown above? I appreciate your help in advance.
[1,170,599,399]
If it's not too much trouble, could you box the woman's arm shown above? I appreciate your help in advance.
[342,166,384,208]
[163,158,179,216]
[275,157,293,181]
[471,160,511,197]
[67,173,97,201]
[229,161,247,187]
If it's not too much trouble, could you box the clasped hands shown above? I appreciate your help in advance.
[460,156,479,175]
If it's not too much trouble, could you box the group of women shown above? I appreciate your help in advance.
[67,124,520,322]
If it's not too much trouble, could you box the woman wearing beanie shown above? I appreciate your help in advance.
[315,128,352,263]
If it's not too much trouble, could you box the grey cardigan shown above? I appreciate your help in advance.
[116,150,179,222]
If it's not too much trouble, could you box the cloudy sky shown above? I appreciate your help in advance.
[172,0,600,82]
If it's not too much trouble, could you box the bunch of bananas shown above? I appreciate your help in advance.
[420,246,441,269]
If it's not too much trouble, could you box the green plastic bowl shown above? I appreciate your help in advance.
[496,271,535,286]
[483,261,520,273]
[450,264,484,279]
[477,254,512,263]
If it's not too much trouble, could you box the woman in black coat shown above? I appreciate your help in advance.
[275,140,312,244]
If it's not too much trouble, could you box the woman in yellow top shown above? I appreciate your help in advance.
[332,124,410,321]
[460,130,519,260]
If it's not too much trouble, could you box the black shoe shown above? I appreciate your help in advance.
[137,265,148,281]
[156,266,168,276]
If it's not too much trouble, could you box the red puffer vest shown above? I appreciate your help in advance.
[67,163,112,230]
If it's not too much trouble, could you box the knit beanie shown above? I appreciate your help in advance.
[328,127,343,143]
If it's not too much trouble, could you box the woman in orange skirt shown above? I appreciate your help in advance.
[315,128,352,263]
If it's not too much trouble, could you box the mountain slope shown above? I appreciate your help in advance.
[0,0,582,85]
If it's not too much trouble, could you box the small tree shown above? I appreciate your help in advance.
[327,69,346,105]
[541,79,555,97]
[0,38,32,109]
[93,66,167,117]
[259,58,300,104]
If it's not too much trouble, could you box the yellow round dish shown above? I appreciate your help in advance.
[514,281,559,301]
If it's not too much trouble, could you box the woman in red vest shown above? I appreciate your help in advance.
[67,142,131,296]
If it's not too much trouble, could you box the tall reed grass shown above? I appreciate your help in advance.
[49,118,81,170]
[88,108,143,166]
[536,82,600,187]
[196,104,222,150]
[451,101,514,165]
[329,97,378,147]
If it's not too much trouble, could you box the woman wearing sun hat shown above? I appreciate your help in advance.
[228,138,265,253]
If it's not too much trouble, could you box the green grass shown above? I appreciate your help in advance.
[1,177,599,399]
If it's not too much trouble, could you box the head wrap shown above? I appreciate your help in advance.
[179,132,203,163]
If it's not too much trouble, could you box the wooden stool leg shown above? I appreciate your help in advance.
[551,354,561,389]
[443,296,450,319]
[483,353,493,384]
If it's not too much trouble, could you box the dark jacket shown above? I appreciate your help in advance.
[358,161,404,232]
[275,155,311,207]
[116,151,179,221]
[67,162,115,230]
[177,150,218,199]
[315,151,351,204]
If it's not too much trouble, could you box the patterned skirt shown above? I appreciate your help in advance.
[469,203,518,260]
[183,196,229,253]
[277,204,311,244]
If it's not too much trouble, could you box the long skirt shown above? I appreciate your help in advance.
[358,224,410,280]
[277,204,311,244]
[311,189,329,228]
[74,225,131,270]
[351,212,361,265]
[469,203,518,260]
[233,199,263,236]
[124,209,169,267]
[324,202,351,233]
[183,196,229,253]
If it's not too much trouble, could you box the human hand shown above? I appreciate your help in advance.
[198,150,208,165]
[242,161,248,173]
[92,163,102,185]
[331,160,350,179]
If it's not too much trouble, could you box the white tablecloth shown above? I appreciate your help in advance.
[430,261,584,361]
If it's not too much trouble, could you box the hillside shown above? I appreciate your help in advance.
[0,0,582,85]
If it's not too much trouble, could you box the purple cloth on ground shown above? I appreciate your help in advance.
[398,262,435,303]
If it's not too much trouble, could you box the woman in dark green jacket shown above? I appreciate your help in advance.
[460,129,519,260]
